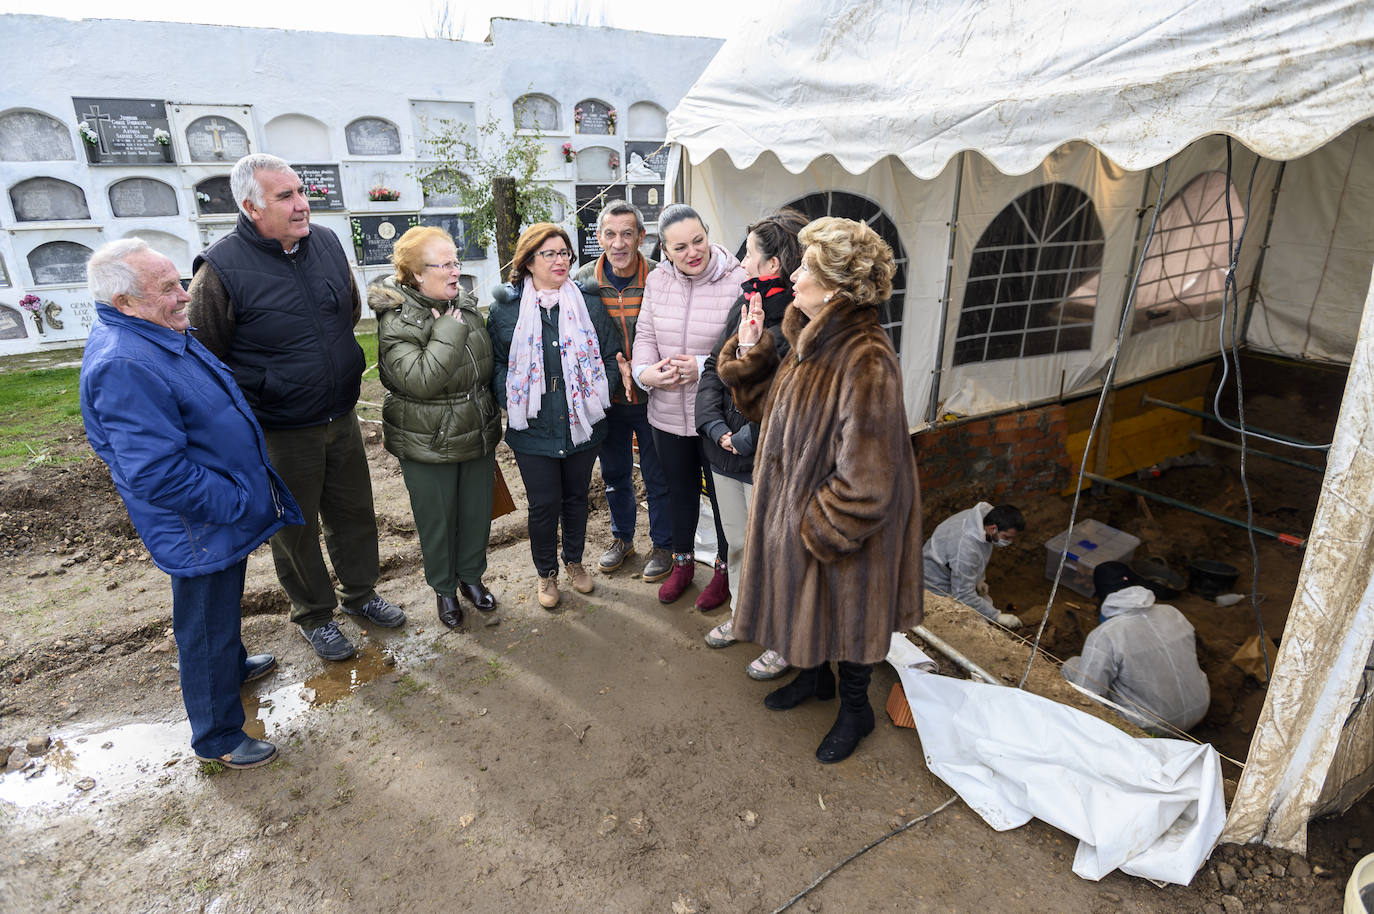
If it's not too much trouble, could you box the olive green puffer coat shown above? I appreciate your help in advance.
[372,277,502,464]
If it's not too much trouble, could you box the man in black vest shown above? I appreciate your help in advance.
[188,153,404,662]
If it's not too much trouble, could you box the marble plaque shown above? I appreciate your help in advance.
[71,97,171,165]
[574,99,612,135]
[0,110,75,161]
[186,115,251,162]
[10,177,90,222]
[294,163,346,211]
[352,214,420,266]
[421,168,465,209]
[625,142,669,182]
[419,213,484,261]
[345,118,402,156]
[514,95,558,132]
[108,178,179,218]
[28,241,92,285]
[0,304,25,340]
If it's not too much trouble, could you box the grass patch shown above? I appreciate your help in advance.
[0,365,84,469]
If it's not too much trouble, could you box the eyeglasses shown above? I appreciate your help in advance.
[424,261,462,272]
[535,250,573,262]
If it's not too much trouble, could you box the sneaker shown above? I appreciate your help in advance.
[598,537,635,573]
[694,561,730,611]
[566,562,594,595]
[657,554,695,604]
[746,649,790,680]
[242,653,277,684]
[538,572,561,609]
[641,547,673,583]
[299,621,357,661]
[343,594,406,628]
[704,618,737,649]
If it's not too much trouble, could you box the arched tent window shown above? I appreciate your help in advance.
[28,240,93,286]
[1132,171,1244,332]
[9,177,90,222]
[0,109,75,161]
[953,182,1103,365]
[626,102,667,139]
[759,192,907,352]
[513,94,560,132]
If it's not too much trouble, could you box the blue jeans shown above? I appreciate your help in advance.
[599,402,670,549]
[170,561,251,758]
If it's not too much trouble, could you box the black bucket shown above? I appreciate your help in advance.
[1187,559,1239,599]
[1132,557,1186,600]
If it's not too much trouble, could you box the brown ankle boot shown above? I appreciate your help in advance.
[565,562,594,594]
[537,572,561,609]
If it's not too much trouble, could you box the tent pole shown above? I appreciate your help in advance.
[926,152,965,424]
[1082,472,1306,545]
[1140,395,1328,450]
[1240,161,1286,344]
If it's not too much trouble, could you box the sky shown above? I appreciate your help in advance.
[0,0,735,42]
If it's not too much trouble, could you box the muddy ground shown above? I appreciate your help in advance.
[2,355,1371,913]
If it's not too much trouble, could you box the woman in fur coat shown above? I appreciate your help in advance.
[717,216,923,764]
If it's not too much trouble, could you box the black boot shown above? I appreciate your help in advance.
[764,663,836,711]
[436,593,464,630]
[816,661,875,763]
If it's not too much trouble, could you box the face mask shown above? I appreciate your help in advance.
[992,536,1012,548]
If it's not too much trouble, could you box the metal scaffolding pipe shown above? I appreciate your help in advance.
[1140,395,1328,451]
[1189,431,1325,474]
[912,625,1002,686]
[1082,472,1306,546]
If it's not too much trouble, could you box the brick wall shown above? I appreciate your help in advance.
[914,404,1072,505]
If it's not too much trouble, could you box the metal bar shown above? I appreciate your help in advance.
[1241,160,1285,343]
[1189,431,1325,474]
[926,152,965,424]
[912,625,1001,686]
[1082,472,1306,546]
[1140,394,1328,450]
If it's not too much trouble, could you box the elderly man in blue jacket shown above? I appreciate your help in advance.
[80,239,304,769]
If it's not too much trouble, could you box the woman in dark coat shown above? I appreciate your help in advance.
[487,223,621,610]
[696,209,807,679]
[717,216,923,764]
[373,226,501,631]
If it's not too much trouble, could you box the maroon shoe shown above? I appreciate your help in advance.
[657,554,696,604]
[694,561,730,611]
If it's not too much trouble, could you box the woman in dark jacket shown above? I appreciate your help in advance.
[696,210,807,680]
[487,223,622,610]
[373,226,501,630]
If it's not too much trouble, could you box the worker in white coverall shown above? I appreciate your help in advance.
[921,502,1025,629]
[1062,561,1211,734]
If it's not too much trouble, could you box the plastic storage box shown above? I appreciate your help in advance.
[1044,519,1142,598]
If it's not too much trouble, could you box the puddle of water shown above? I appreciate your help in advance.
[1,640,407,809]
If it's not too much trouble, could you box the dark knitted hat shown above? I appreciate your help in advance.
[1093,561,1141,600]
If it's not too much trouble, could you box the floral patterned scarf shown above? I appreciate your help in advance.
[505,279,611,445]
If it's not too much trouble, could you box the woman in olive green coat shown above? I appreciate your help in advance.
[372,226,502,630]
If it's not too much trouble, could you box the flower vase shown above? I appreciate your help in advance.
[159,145,173,163]
[30,316,44,336]
[353,244,365,263]
[609,124,616,135]
[84,144,100,164]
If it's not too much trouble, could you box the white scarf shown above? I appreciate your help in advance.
[505,279,611,445]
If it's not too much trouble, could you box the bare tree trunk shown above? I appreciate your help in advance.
[492,175,520,278]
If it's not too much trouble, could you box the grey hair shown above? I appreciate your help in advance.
[87,238,153,303]
[230,153,297,216]
[657,203,708,237]
[596,199,645,235]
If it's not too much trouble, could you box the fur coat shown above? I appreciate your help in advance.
[717,297,923,665]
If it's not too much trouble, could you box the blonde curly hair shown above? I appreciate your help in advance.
[797,217,895,308]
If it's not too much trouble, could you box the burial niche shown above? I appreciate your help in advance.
[28,241,93,286]
[0,110,75,161]
[514,94,559,132]
[185,116,252,162]
[108,177,179,218]
[193,176,237,217]
[10,177,90,222]
[345,118,402,156]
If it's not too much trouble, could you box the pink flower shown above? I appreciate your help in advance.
[18,294,41,313]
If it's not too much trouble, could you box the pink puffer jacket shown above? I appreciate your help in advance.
[633,244,747,436]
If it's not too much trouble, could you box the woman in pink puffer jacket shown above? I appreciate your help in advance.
[628,204,746,607]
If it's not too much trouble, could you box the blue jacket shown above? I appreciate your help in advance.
[80,304,304,578]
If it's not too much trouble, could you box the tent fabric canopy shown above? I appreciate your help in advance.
[669,0,1374,179]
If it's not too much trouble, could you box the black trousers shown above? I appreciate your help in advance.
[650,427,727,558]
[513,447,600,576]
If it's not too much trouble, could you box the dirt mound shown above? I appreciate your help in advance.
[0,457,137,555]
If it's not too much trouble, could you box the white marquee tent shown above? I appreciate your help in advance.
[668,0,1374,854]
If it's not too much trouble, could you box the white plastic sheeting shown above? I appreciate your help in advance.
[888,637,1225,885]
[669,0,1374,180]
[1221,262,1374,853]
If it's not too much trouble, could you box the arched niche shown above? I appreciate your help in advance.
[345,117,402,156]
[576,146,618,182]
[514,94,560,132]
[573,98,615,135]
[193,176,238,217]
[264,113,332,161]
[123,230,190,270]
[28,241,93,286]
[0,109,75,161]
[185,115,252,162]
[421,168,468,208]
[108,177,179,218]
[0,303,28,340]
[10,177,90,222]
[626,102,667,139]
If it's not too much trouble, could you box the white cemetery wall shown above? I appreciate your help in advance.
[0,14,721,354]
